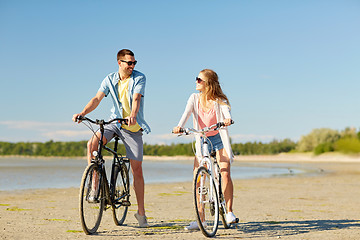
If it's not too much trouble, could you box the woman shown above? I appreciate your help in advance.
[173,69,237,230]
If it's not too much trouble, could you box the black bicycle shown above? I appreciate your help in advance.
[77,116,131,235]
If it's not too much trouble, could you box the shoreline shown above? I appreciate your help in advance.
[0,156,322,193]
[1,152,360,162]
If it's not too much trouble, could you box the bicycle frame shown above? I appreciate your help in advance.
[177,122,232,199]
[81,117,130,207]
[108,137,129,204]
[97,134,130,208]
[201,136,228,204]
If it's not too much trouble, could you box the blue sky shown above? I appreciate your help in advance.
[0,0,359,145]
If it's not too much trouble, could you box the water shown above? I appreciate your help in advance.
[0,157,312,191]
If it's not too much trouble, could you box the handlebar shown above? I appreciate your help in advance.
[174,120,234,135]
[76,115,128,126]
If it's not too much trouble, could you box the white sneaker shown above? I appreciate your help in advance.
[134,212,149,228]
[226,212,237,224]
[184,221,207,230]
[87,189,99,203]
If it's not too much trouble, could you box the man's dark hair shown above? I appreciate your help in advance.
[117,49,135,61]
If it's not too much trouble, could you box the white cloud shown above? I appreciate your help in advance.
[143,133,195,145]
[0,121,93,142]
[0,121,73,130]
[42,130,91,141]
[230,134,276,143]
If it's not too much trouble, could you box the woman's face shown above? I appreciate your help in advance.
[196,72,206,92]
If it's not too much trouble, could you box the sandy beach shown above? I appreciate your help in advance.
[1,154,360,239]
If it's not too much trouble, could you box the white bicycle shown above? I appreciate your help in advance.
[176,121,238,237]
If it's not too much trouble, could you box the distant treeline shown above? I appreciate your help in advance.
[0,127,359,157]
[0,139,296,157]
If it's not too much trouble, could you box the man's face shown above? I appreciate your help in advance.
[118,55,136,76]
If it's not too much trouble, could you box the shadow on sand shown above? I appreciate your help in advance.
[236,219,360,238]
[81,219,360,238]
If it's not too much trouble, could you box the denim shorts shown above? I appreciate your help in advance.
[201,133,224,155]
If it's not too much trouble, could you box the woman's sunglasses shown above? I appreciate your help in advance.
[196,77,204,83]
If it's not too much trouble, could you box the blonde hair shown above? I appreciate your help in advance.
[199,69,230,108]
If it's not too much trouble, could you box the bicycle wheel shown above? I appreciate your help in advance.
[194,166,219,237]
[79,163,104,234]
[112,163,130,225]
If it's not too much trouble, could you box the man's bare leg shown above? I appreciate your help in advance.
[130,159,145,216]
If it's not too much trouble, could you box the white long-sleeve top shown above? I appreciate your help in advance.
[177,93,234,162]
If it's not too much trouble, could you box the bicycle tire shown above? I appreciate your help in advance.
[79,163,104,234]
[219,194,230,229]
[112,163,130,225]
[194,166,219,237]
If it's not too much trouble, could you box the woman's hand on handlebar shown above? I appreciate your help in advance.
[172,126,182,134]
[224,118,233,126]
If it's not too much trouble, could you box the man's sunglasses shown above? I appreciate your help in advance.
[196,77,204,83]
[120,60,137,66]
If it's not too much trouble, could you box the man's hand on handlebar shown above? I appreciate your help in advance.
[72,113,84,123]
[126,116,137,126]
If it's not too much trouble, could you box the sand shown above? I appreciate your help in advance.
[1,154,360,239]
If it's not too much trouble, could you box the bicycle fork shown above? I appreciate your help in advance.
[199,140,216,208]
[93,163,111,207]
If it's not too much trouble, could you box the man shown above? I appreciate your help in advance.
[72,49,151,228]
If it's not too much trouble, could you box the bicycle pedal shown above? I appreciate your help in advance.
[120,200,131,206]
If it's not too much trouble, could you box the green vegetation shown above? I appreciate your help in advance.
[66,230,83,233]
[6,207,31,211]
[232,139,296,155]
[0,127,359,157]
[150,225,183,230]
[298,127,360,155]
[0,140,88,157]
[297,128,340,152]
[143,143,193,156]
[0,140,296,157]
[44,218,70,222]
[335,138,360,154]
